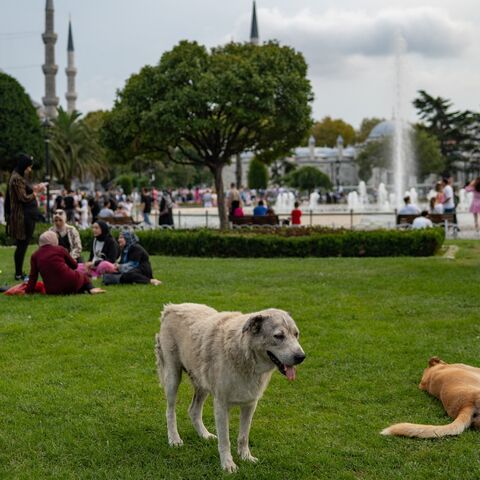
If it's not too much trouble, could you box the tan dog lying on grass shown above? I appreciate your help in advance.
[382,357,480,438]
[155,303,306,473]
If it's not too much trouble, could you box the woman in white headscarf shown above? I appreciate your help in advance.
[25,231,105,295]
[49,209,83,260]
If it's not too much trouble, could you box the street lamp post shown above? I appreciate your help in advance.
[42,118,52,222]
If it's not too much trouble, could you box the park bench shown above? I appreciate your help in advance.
[396,213,458,236]
[97,216,141,228]
[229,214,280,227]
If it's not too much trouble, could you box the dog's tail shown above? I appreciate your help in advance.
[381,405,475,438]
[155,333,165,387]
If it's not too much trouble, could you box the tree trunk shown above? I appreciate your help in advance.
[212,164,228,230]
[235,153,242,189]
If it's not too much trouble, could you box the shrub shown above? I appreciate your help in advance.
[0,225,444,258]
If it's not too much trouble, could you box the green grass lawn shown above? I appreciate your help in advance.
[1,241,480,479]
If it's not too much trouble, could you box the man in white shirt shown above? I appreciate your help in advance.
[398,196,420,215]
[412,210,433,229]
[442,177,455,213]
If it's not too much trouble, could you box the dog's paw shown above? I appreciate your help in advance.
[221,458,238,473]
[239,451,258,463]
[168,436,184,447]
[201,432,217,441]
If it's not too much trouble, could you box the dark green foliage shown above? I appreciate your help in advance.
[285,165,332,193]
[248,157,269,189]
[87,227,442,258]
[116,174,134,195]
[0,225,444,258]
[0,72,43,172]
[413,90,476,173]
[102,40,313,228]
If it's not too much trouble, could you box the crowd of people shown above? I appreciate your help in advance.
[3,154,162,295]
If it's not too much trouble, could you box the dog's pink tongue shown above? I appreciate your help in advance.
[285,365,296,381]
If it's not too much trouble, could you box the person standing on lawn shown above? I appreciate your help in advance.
[25,231,105,295]
[5,153,46,281]
[291,201,302,225]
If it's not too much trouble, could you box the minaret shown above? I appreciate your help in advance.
[65,19,77,114]
[250,1,259,45]
[42,0,59,119]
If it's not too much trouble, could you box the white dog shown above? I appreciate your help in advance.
[155,303,305,472]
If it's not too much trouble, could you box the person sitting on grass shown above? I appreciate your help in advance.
[412,210,433,229]
[77,221,118,278]
[102,230,162,286]
[49,209,83,261]
[25,231,105,295]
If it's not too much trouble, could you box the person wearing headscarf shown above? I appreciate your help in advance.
[5,153,46,280]
[102,229,162,285]
[25,231,105,295]
[49,209,83,260]
[77,221,118,277]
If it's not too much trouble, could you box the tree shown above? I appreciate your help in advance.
[285,166,332,195]
[413,90,472,173]
[248,157,268,189]
[414,127,445,180]
[49,108,108,190]
[102,40,313,228]
[356,117,384,143]
[310,116,355,147]
[356,139,388,181]
[356,128,444,182]
[0,72,43,173]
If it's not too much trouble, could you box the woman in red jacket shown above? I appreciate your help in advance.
[26,231,105,295]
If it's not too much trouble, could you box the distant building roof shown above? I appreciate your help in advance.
[368,120,395,140]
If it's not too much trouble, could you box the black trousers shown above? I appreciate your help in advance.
[14,215,36,277]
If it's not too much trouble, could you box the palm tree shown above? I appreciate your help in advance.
[49,107,108,190]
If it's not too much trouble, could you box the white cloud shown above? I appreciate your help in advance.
[233,6,473,77]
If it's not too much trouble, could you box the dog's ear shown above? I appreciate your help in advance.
[242,315,265,334]
[428,356,444,367]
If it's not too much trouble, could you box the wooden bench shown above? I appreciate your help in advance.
[97,216,140,227]
[229,214,280,226]
[396,213,458,235]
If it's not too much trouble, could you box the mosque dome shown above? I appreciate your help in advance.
[367,120,395,141]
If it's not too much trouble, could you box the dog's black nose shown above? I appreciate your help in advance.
[294,353,306,364]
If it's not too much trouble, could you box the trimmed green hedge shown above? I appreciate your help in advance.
[0,225,444,258]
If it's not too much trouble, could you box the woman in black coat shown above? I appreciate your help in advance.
[78,221,119,277]
[103,230,162,285]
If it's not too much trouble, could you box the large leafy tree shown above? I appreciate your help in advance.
[310,116,356,147]
[102,40,313,228]
[0,72,43,174]
[285,166,332,195]
[49,108,108,190]
[413,90,472,173]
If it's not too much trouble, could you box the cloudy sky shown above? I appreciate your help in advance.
[1,0,479,131]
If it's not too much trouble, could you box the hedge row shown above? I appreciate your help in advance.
[0,225,444,258]
[73,227,446,257]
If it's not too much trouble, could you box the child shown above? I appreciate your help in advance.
[291,201,302,225]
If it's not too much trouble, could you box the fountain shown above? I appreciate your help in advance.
[309,191,320,210]
[377,183,390,210]
[392,31,414,209]
[274,189,295,212]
